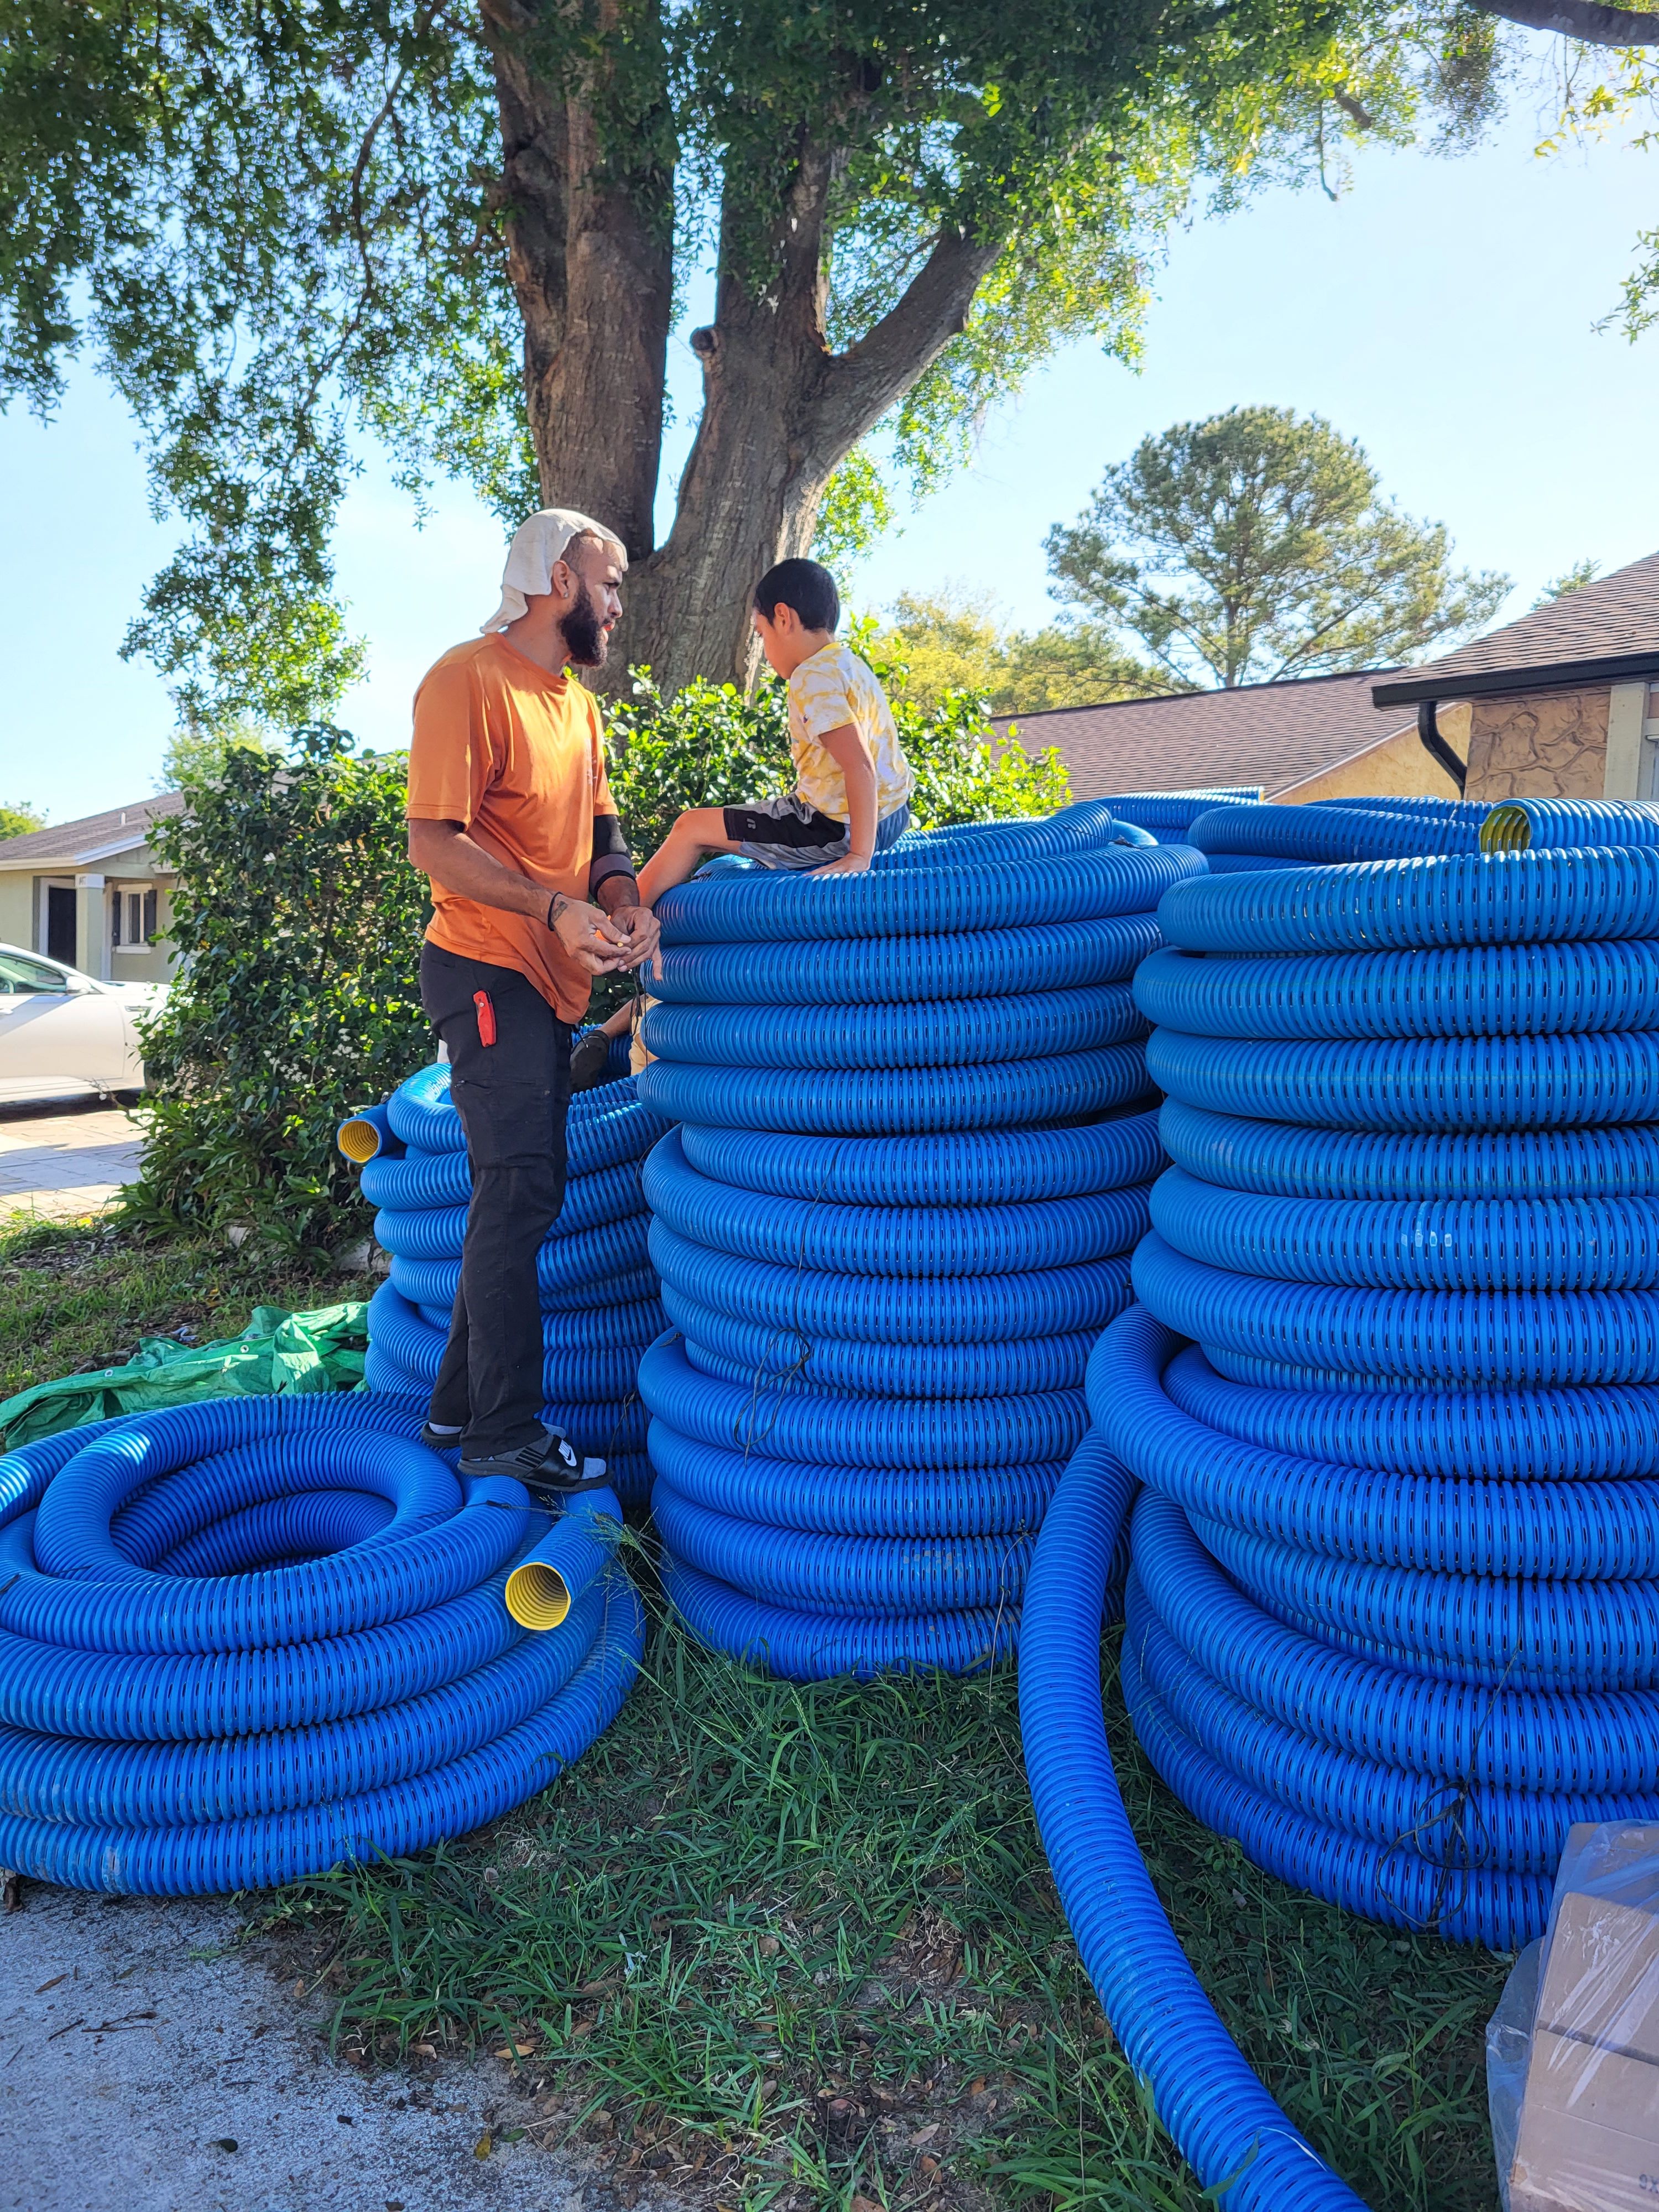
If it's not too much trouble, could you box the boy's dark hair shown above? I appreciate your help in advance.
[753,558,839,634]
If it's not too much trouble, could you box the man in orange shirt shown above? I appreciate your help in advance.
[406,508,660,1485]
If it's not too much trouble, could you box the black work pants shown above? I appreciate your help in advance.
[420,943,571,1454]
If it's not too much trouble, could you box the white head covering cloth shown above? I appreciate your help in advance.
[481,507,625,634]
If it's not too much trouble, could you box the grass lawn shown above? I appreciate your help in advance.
[0,1214,376,1414]
[262,1606,1509,2212]
[3,1221,1510,2210]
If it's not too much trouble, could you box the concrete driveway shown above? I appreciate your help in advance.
[0,1096,143,1223]
[1,1886,617,2212]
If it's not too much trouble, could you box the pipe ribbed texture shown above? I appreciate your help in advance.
[637,808,1198,1678]
[345,1059,667,1501]
[1084,789,1262,840]
[1089,821,1659,1955]
[1187,796,1485,867]
[0,1393,642,1893]
[1010,805,1659,2211]
[1481,799,1659,854]
[1019,1426,1368,2209]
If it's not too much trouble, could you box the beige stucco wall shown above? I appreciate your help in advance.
[1463,687,1610,805]
[1274,709,1468,806]
[0,863,179,981]
[0,873,34,953]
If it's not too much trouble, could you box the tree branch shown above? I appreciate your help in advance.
[347,3,444,301]
[1469,0,1659,41]
[815,225,1003,453]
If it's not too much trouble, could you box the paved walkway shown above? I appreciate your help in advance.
[1,1886,602,2212]
[0,1098,144,1223]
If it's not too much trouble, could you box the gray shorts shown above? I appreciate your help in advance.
[723,795,912,871]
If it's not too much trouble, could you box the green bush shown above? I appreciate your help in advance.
[608,625,1071,855]
[123,728,431,1255]
[128,664,1068,1244]
[603,671,794,862]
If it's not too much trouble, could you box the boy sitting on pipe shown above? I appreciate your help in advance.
[576,557,913,1080]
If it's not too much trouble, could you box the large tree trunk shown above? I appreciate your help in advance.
[483,0,675,562]
[606,145,1000,694]
[1470,0,1657,36]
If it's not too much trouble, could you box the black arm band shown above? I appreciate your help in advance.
[589,813,636,900]
[589,812,636,899]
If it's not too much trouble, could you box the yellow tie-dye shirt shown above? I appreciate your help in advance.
[785,643,915,823]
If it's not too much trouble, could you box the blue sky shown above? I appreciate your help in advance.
[1,91,1654,823]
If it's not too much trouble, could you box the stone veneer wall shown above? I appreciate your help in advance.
[1463,687,1609,804]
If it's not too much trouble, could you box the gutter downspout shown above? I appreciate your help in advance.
[1416,698,1467,794]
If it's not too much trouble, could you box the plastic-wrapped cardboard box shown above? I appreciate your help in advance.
[1508,1823,1659,2212]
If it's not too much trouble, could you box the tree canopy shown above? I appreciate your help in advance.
[1536,558,1601,604]
[0,801,45,842]
[1044,404,1512,688]
[874,589,1168,713]
[2,0,1532,715]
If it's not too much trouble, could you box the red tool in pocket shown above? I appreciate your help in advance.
[473,990,497,1047]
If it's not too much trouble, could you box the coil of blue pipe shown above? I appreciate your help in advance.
[634,805,1206,1679]
[0,1392,643,1893]
[1185,792,1488,874]
[1077,787,1262,839]
[1014,806,1659,2209]
[1105,832,1659,1950]
[338,1046,667,1503]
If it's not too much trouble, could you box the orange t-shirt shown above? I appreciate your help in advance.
[406,635,622,1021]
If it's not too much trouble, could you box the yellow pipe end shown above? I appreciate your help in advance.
[337,1118,380,1164]
[1479,805,1532,854]
[505,1560,572,1631]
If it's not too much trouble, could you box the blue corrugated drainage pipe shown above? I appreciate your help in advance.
[1186,799,1482,865]
[0,1394,641,1893]
[337,1100,403,1163]
[1014,808,1659,2209]
[1087,789,1262,839]
[636,809,1202,1677]
[1019,1412,1368,2211]
[345,1061,667,1505]
[504,1485,624,1630]
[1083,827,1659,1953]
[1481,798,1659,852]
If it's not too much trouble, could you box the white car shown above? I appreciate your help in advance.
[0,943,166,1102]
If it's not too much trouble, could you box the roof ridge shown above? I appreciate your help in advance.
[1373,549,1659,707]
[0,791,185,867]
[992,666,1402,724]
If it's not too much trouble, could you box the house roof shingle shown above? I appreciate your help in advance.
[1372,551,1659,708]
[0,792,185,870]
[992,668,1410,801]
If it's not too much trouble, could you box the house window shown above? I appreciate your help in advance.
[111,889,155,948]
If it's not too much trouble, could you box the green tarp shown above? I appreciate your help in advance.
[0,1302,369,1450]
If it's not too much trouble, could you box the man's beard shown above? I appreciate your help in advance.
[559,580,609,667]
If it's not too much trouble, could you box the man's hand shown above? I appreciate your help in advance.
[811,851,874,878]
[607,902,661,972]
[550,895,633,976]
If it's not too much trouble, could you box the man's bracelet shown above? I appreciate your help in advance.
[546,891,569,931]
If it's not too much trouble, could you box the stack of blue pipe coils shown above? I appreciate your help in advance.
[1185,794,1490,873]
[0,1394,643,1893]
[632,800,1206,1679]
[342,1050,668,1506]
[1083,818,1659,1953]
